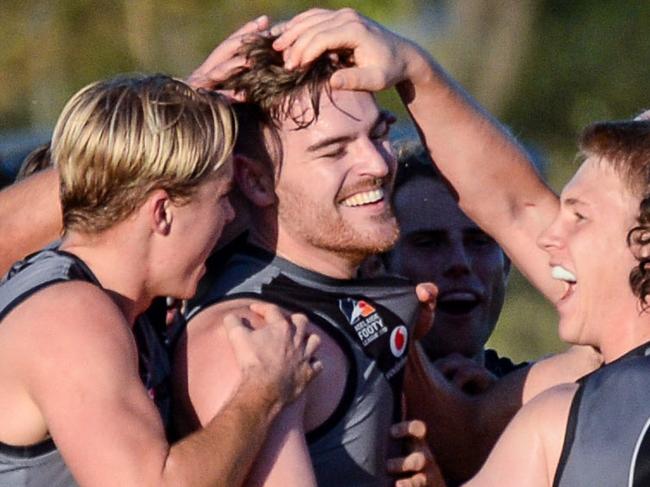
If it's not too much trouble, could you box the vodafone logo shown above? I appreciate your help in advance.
[389,325,408,357]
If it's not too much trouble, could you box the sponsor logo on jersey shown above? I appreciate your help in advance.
[389,325,408,357]
[339,297,387,346]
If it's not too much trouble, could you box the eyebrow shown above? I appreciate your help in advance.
[306,111,390,154]
[563,197,589,207]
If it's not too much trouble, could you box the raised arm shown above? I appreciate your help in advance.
[270,8,563,302]
[0,168,61,275]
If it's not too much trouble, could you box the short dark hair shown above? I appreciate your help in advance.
[220,34,352,128]
[220,34,352,171]
[579,119,650,308]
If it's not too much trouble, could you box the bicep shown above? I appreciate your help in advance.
[25,286,169,486]
[246,396,316,487]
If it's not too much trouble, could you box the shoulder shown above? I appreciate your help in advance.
[468,383,579,487]
[2,280,136,387]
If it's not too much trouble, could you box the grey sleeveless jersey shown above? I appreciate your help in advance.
[186,242,420,486]
[0,249,171,487]
[554,342,650,487]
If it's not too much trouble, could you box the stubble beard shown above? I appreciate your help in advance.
[277,189,400,264]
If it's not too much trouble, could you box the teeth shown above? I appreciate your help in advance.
[341,189,384,207]
[551,266,577,283]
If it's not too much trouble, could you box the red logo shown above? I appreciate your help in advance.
[390,325,408,357]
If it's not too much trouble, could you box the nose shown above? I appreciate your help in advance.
[359,138,392,179]
[537,215,564,258]
[443,241,471,278]
[537,215,564,254]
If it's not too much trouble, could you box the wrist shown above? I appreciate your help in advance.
[238,369,286,420]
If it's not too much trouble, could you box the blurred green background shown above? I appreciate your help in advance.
[1,0,649,361]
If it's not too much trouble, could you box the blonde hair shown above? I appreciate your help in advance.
[52,74,236,233]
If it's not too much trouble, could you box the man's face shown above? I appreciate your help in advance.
[538,157,639,349]
[160,162,235,300]
[273,90,399,263]
[386,177,508,360]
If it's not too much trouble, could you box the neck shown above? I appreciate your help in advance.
[60,231,152,325]
[596,310,650,363]
[249,225,362,280]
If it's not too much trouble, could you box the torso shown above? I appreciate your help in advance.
[184,242,420,486]
[554,341,650,487]
[0,249,170,487]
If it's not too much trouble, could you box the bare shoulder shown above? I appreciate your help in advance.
[2,280,134,366]
[467,383,579,487]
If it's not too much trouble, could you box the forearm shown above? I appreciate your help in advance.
[164,378,282,487]
[395,45,560,298]
[0,168,61,275]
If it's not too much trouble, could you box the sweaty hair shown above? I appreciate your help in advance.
[579,118,650,308]
[219,34,351,172]
[220,34,352,128]
[52,74,236,234]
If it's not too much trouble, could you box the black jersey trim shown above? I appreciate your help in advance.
[189,291,358,444]
[0,250,102,324]
[552,383,585,487]
[0,438,56,458]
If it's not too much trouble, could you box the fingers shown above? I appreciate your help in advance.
[413,282,437,340]
[249,302,291,323]
[395,473,429,487]
[387,452,428,474]
[272,8,365,69]
[435,353,496,394]
[415,282,438,305]
[187,15,270,89]
[231,14,270,38]
[391,420,427,441]
[271,8,336,47]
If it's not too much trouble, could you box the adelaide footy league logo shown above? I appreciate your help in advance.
[339,298,376,325]
[389,325,408,357]
[339,297,388,347]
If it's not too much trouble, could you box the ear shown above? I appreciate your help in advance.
[234,154,276,207]
[150,189,173,235]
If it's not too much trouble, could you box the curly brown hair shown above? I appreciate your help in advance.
[579,118,650,308]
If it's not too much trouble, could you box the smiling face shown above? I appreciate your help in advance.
[273,89,399,266]
[386,177,508,359]
[537,157,639,350]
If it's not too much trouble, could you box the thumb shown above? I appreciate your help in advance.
[330,67,385,91]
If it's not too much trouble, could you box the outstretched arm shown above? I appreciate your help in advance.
[270,8,563,302]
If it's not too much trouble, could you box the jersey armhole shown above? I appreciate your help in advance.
[188,292,358,444]
[552,382,585,487]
